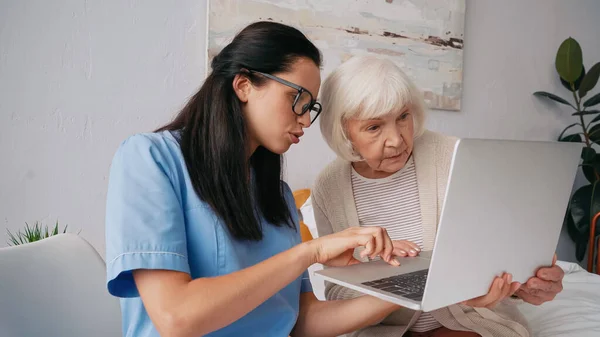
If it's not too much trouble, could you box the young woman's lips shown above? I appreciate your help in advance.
[290,133,300,144]
[289,131,303,144]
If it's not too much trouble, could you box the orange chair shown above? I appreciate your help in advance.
[292,189,314,242]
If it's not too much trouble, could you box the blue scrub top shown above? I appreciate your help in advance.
[105,131,312,337]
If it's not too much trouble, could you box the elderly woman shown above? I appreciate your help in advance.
[312,55,565,337]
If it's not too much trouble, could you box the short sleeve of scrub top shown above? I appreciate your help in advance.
[105,131,312,337]
[105,133,190,297]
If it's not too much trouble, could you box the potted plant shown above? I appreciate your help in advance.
[6,221,74,246]
[534,37,600,263]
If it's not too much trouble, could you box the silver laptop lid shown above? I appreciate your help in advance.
[421,138,581,312]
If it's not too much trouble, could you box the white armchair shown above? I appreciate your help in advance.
[0,233,121,337]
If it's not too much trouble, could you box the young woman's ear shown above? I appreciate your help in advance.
[233,73,252,103]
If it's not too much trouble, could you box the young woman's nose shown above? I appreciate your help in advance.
[298,111,311,128]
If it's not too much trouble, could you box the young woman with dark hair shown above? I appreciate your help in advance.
[105,21,402,337]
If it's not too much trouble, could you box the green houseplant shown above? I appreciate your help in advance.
[6,221,72,246]
[534,37,600,262]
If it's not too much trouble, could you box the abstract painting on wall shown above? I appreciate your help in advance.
[208,0,465,111]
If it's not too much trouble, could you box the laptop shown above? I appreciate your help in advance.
[314,138,581,312]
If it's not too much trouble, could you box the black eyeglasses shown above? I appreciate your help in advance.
[249,70,322,124]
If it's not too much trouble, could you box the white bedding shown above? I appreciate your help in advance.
[300,197,600,336]
[518,261,600,337]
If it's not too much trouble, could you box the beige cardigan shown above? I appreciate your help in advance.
[312,130,531,337]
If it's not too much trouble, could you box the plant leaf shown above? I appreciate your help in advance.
[587,154,600,173]
[579,62,600,98]
[556,37,583,83]
[562,66,586,92]
[566,211,580,243]
[582,147,596,162]
[573,110,600,116]
[6,229,20,246]
[35,222,42,241]
[582,165,597,183]
[534,91,574,108]
[590,114,600,125]
[24,223,33,242]
[570,182,600,243]
[589,124,600,144]
[560,133,582,143]
[584,92,600,108]
[566,195,597,262]
[576,241,588,262]
[558,123,581,140]
[6,220,75,245]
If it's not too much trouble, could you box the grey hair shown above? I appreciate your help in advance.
[319,55,426,162]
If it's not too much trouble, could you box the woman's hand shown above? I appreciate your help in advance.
[515,254,564,305]
[309,226,400,267]
[392,240,421,257]
[461,273,520,308]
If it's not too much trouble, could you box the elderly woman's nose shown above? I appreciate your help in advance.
[385,128,403,146]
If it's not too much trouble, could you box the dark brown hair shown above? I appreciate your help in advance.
[156,21,322,240]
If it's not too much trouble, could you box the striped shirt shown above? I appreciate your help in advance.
[351,157,442,332]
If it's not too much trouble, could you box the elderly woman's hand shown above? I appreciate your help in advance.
[514,254,564,305]
[392,240,421,257]
[461,273,521,309]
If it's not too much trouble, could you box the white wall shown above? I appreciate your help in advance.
[1,0,599,264]
[0,0,207,256]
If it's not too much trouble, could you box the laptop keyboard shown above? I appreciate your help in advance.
[361,269,428,301]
